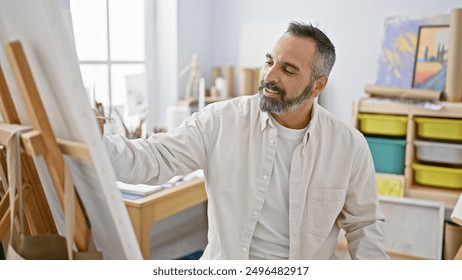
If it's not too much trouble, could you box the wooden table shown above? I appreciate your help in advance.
[124,178,207,259]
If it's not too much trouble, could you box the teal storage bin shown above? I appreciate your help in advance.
[365,137,406,174]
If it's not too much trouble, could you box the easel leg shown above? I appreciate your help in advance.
[455,245,462,260]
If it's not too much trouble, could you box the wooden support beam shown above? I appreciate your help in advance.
[0,65,19,124]
[0,191,14,240]
[20,130,91,161]
[21,131,45,157]
[455,244,462,260]
[0,184,31,240]
[0,146,7,193]
[57,139,91,161]
[0,191,10,231]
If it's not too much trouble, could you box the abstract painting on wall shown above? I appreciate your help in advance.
[375,14,450,88]
[412,25,450,92]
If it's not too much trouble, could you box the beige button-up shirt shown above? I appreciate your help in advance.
[104,94,388,260]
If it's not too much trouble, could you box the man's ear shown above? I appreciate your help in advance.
[311,76,328,98]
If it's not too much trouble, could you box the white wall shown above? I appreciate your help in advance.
[204,0,460,123]
[151,0,213,128]
[63,0,461,129]
[151,0,179,130]
[152,0,461,127]
[178,0,214,93]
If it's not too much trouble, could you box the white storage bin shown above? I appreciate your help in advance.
[414,140,462,165]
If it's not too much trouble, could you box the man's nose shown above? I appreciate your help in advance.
[263,65,280,84]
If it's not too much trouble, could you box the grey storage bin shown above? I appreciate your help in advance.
[414,140,462,165]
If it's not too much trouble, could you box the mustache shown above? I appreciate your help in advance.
[258,81,286,97]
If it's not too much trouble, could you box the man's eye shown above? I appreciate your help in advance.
[284,69,295,75]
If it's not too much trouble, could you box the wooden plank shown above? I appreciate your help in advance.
[19,130,91,161]
[455,245,462,260]
[0,190,10,232]
[4,41,89,250]
[0,65,20,124]
[21,154,56,234]
[0,146,7,193]
[20,131,46,157]
[0,191,14,239]
[358,97,462,118]
[0,184,31,240]
[407,183,460,207]
[57,139,91,161]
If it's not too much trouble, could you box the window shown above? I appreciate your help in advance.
[70,0,146,134]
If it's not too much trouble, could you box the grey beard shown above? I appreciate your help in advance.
[258,92,288,113]
[258,85,313,114]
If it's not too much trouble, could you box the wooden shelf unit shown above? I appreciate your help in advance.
[352,97,462,207]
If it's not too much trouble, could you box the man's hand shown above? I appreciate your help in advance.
[94,109,105,135]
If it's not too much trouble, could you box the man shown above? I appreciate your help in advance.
[104,21,389,259]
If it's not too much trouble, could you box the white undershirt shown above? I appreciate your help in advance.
[249,115,307,259]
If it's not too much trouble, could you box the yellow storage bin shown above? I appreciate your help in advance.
[414,117,462,141]
[412,163,462,189]
[358,114,407,136]
[376,173,404,197]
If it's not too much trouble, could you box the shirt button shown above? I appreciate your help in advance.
[269,137,275,144]
[262,175,268,181]
[242,248,248,253]
[253,211,258,215]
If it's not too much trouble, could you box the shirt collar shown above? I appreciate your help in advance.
[304,100,319,144]
[260,110,272,131]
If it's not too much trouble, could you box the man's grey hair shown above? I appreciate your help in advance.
[286,21,336,79]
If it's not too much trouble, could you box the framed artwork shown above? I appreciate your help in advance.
[375,14,450,88]
[412,25,450,92]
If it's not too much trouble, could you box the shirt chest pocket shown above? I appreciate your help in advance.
[303,187,347,238]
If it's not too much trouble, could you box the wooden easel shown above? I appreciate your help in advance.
[0,41,92,253]
[0,66,56,244]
